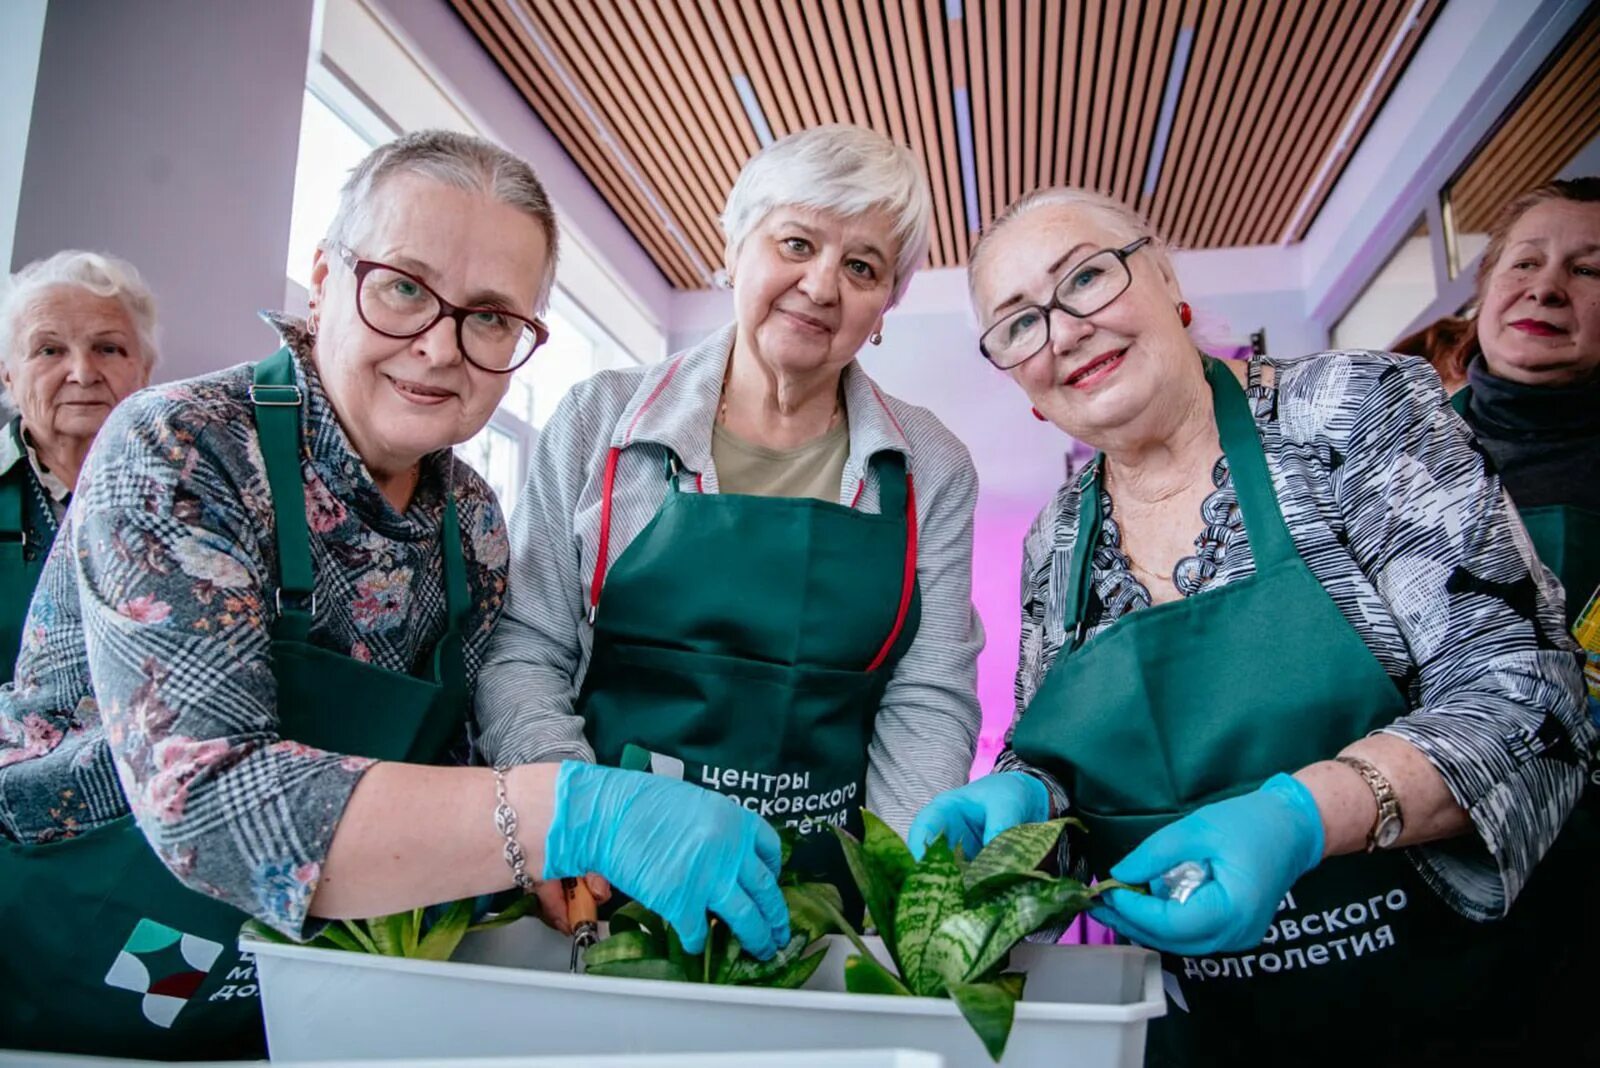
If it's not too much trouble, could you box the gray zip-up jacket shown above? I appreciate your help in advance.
[476,325,985,833]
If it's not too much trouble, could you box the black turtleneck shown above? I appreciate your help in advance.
[1462,356,1600,512]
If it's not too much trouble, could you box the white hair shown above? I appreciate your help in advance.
[720,124,933,308]
[1,250,161,371]
[324,129,561,313]
[968,186,1175,301]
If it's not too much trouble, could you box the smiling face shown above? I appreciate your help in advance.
[727,204,897,379]
[307,173,550,479]
[3,286,152,455]
[971,203,1194,443]
[1476,198,1600,387]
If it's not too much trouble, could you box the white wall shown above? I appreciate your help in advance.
[12,0,315,384]
[0,0,47,274]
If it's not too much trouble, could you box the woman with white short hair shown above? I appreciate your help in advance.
[477,124,985,902]
[0,250,158,680]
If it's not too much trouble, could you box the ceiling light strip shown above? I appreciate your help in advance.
[1142,25,1196,198]
[732,74,775,147]
[1280,0,1429,243]
[502,0,715,284]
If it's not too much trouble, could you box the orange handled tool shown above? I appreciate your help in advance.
[563,876,599,972]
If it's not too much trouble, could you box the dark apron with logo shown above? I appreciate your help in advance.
[1449,383,1600,1061]
[0,348,471,1059]
[1013,360,1584,1064]
[0,419,57,684]
[575,443,920,902]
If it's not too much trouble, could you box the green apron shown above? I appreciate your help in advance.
[1012,360,1577,1064]
[1448,383,1600,1061]
[575,443,921,899]
[1451,386,1600,626]
[0,347,472,1059]
[0,418,57,684]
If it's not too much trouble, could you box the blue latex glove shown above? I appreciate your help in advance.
[543,762,790,959]
[1090,773,1325,956]
[907,772,1051,860]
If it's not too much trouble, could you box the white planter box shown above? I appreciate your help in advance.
[0,1051,942,1068]
[246,922,1163,1067]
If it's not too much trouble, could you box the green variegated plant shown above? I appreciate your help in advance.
[582,826,844,987]
[832,812,1132,1062]
[243,893,539,961]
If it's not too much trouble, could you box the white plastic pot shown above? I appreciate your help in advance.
[246,922,1163,1066]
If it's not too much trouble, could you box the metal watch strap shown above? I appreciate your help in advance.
[1335,754,1401,852]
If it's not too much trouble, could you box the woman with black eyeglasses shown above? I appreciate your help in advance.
[912,188,1590,1064]
[0,130,788,1059]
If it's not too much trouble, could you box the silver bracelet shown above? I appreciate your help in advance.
[491,766,535,893]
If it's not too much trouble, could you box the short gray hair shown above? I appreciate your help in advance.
[720,124,932,308]
[969,186,1174,300]
[325,129,560,313]
[1,249,161,370]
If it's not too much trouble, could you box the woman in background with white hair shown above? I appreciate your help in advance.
[0,130,788,1058]
[0,250,157,682]
[477,123,984,902]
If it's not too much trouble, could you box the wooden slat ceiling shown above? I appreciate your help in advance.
[1447,7,1600,244]
[451,0,1441,289]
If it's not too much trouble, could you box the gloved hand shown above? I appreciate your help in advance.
[907,772,1051,860]
[543,762,790,959]
[1090,773,1325,956]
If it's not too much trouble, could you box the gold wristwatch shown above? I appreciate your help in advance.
[1335,755,1402,851]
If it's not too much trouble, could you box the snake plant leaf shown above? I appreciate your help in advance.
[895,835,967,996]
[784,882,844,943]
[832,824,899,956]
[583,930,659,969]
[963,818,1076,899]
[862,810,916,895]
[467,891,540,932]
[964,877,1095,983]
[995,972,1026,1001]
[843,952,913,996]
[413,899,473,961]
[337,919,383,955]
[923,906,1004,994]
[949,979,1022,1062]
[242,920,293,946]
[766,945,830,990]
[665,919,702,983]
[720,931,810,985]
[583,957,694,982]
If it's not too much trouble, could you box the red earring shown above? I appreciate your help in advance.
[1031,407,1048,422]
[1178,301,1193,327]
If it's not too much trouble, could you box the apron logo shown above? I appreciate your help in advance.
[103,918,225,1028]
[621,743,684,780]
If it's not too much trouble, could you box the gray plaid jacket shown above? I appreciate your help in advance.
[475,325,985,834]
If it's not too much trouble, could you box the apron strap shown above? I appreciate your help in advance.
[1450,385,1470,416]
[440,489,470,638]
[0,423,23,560]
[1206,357,1297,570]
[251,348,316,644]
[1061,359,1296,644]
[865,453,918,672]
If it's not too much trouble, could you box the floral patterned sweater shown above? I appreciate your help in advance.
[0,314,508,936]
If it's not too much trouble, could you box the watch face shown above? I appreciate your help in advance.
[1375,817,1403,850]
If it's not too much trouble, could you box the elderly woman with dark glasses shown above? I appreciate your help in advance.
[911,187,1590,1064]
[0,130,790,1059]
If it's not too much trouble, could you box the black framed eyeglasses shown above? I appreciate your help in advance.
[335,244,549,374]
[979,237,1151,370]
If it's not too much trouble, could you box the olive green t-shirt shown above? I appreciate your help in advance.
[711,419,851,502]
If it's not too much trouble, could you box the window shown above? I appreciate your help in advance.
[1331,219,1436,351]
[284,89,382,290]
[1441,12,1600,279]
